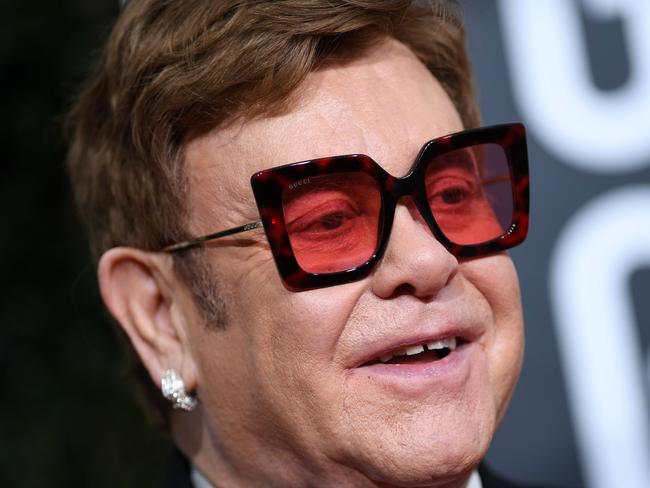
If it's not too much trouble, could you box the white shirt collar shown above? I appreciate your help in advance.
[191,466,213,488]
[467,469,484,488]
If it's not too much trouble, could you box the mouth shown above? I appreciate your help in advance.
[359,336,465,368]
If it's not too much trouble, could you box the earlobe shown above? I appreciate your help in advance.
[97,247,198,393]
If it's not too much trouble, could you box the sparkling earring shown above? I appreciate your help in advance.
[161,369,198,411]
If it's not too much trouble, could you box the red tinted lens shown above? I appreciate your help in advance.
[281,172,382,273]
[425,143,514,245]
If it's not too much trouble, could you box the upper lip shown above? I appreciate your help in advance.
[350,323,481,369]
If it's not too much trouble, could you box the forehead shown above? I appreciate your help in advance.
[183,38,463,229]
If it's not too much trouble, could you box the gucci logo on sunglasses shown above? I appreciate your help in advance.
[163,123,530,290]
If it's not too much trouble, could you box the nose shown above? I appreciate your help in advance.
[371,200,458,300]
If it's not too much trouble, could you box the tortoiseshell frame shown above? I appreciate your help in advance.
[162,123,529,291]
[250,123,529,290]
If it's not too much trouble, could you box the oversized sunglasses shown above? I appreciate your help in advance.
[163,123,530,290]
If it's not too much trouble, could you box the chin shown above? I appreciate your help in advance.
[337,411,494,487]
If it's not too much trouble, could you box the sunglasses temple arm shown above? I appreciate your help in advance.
[161,220,264,253]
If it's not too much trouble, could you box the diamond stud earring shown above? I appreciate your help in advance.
[161,368,198,411]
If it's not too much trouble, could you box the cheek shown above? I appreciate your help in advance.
[460,254,524,421]
[187,257,368,453]
[239,278,360,350]
[238,281,377,453]
[232,270,367,407]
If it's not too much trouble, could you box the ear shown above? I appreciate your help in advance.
[98,248,198,393]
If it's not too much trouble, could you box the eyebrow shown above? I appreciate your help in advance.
[431,149,478,173]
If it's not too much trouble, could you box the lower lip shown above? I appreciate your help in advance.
[350,343,475,391]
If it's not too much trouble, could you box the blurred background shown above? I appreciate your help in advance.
[1,0,649,487]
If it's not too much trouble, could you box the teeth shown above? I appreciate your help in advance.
[375,337,458,364]
[426,337,457,351]
[405,344,425,356]
[445,337,458,350]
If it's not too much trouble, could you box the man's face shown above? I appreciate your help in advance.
[181,39,524,486]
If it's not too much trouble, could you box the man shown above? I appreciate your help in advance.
[67,1,531,486]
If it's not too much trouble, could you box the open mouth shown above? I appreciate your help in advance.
[361,337,462,367]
